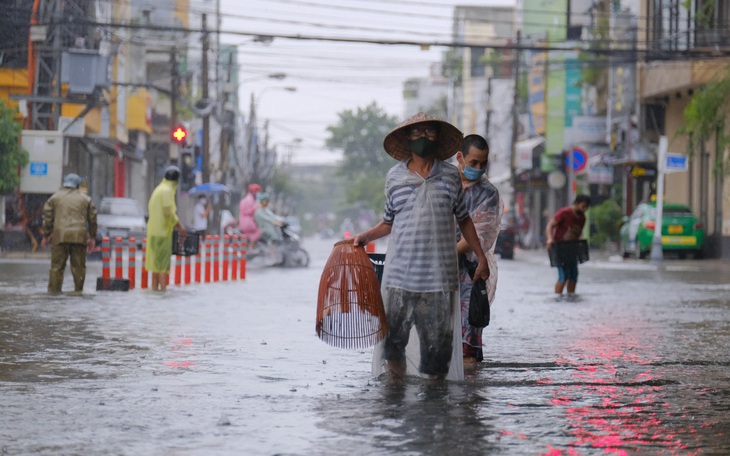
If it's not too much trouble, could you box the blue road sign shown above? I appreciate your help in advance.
[567,148,588,172]
[666,153,688,172]
[29,162,48,176]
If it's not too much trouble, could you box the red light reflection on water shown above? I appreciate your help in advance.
[540,325,702,456]
[164,337,197,368]
[500,429,527,440]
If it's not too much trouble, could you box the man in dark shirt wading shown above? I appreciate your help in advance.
[545,194,591,296]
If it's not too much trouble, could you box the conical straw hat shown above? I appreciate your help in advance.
[316,240,388,349]
[383,112,464,161]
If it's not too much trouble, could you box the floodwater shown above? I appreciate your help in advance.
[1,240,729,455]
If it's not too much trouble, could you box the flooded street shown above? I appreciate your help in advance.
[1,239,729,455]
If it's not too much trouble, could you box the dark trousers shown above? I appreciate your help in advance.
[49,243,87,293]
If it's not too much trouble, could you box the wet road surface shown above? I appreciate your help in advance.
[1,241,728,455]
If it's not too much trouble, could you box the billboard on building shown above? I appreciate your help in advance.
[545,52,566,157]
[522,0,567,42]
[565,59,582,127]
[528,51,547,135]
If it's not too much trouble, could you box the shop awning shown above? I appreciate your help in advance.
[78,137,144,163]
[515,136,545,169]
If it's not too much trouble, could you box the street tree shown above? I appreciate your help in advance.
[0,100,29,194]
[679,74,730,174]
[325,102,398,213]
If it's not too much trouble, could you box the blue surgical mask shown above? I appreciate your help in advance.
[462,165,486,181]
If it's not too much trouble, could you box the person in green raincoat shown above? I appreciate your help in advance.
[146,165,187,291]
[41,173,98,294]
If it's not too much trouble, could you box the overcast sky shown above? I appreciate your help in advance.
[217,0,513,165]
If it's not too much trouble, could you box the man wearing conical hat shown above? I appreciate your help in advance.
[354,112,490,382]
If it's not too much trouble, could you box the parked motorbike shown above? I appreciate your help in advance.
[246,223,310,268]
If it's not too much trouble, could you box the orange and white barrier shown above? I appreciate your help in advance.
[141,239,148,289]
[239,236,247,280]
[96,237,130,291]
[231,235,239,280]
[95,233,246,291]
[204,235,212,283]
[194,234,202,283]
[128,238,136,289]
[212,235,220,282]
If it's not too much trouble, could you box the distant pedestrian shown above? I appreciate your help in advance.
[454,134,503,364]
[545,194,591,296]
[192,194,211,236]
[41,173,98,294]
[146,166,187,291]
[353,112,490,382]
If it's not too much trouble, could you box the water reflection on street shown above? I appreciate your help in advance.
[0,241,728,455]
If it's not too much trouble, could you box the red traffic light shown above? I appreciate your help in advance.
[171,126,188,143]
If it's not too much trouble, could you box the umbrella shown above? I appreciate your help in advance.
[188,183,231,196]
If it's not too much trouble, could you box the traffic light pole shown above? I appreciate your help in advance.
[171,47,179,161]
[201,14,210,184]
[509,30,521,218]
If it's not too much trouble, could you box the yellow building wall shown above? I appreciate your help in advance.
[127,89,152,134]
[663,95,723,237]
[176,0,190,27]
[61,103,102,134]
[663,97,691,206]
[639,56,730,241]
[0,68,29,119]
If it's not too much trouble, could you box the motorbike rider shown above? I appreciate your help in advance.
[248,193,309,268]
[253,193,285,244]
[239,183,263,249]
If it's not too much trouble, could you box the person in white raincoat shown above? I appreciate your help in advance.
[353,113,490,382]
[453,134,503,364]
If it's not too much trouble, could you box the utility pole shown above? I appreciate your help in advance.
[170,47,178,138]
[29,0,64,130]
[650,136,668,264]
[201,13,210,183]
[220,52,234,183]
[485,76,492,139]
[509,30,522,218]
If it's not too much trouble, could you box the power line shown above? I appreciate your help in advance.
[43,19,721,59]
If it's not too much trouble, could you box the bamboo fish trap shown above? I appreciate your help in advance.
[316,240,388,349]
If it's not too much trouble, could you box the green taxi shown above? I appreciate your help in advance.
[619,202,704,259]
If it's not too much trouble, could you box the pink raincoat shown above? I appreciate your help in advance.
[238,192,262,242]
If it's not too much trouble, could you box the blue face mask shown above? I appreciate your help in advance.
[462,165,486,181]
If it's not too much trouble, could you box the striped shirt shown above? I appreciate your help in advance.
[383,159,468,292]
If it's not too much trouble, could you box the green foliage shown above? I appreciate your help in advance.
[693,0,718,31]
[417,95,448,120]
[286,167,346,235]
[589,199,623,247]
[0,101,29,194]
[480,49,504,75]
[578,52,607,87]
[270,167,295,196]
[442,48,463,86]
[578,0,609,89]
[679,72,730,175]
[342,174,386,217]
[326,102,398,213]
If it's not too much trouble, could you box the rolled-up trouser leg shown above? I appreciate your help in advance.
[49,244,70,293]
[69,243,87,292]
